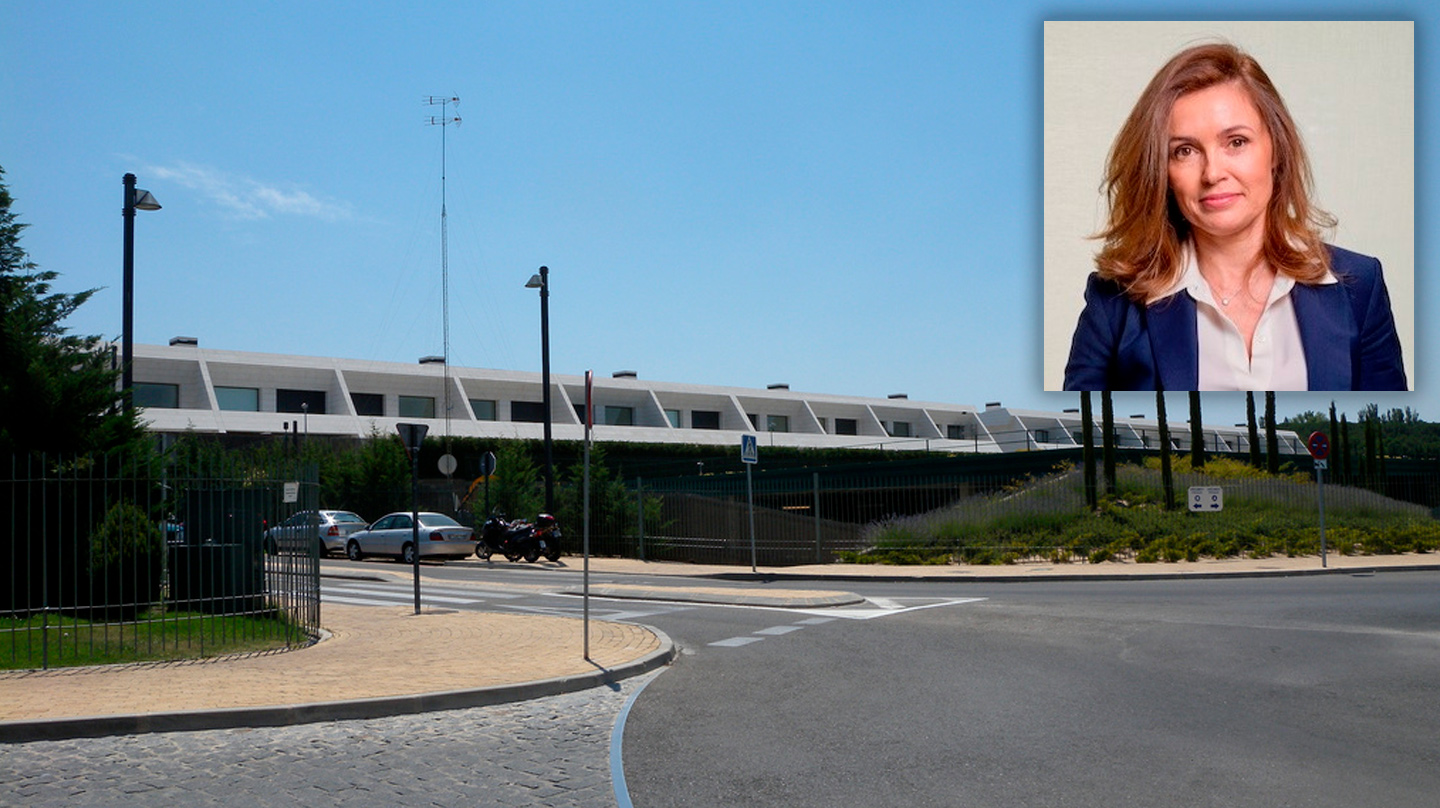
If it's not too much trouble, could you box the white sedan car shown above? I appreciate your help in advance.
[345,512,476,564]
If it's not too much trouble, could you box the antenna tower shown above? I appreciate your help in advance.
[425,95,460,447]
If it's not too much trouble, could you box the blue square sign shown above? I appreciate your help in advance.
[741,434,759,464]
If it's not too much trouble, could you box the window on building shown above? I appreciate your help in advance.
[748,413,759,429]
[766,415,789,433]
[691,410,721,430]
[836,418,858,436]
[398,395,435,418]
[470,399,497,421]
[132,382,179,409]
[665,409,681,428]
[277,389,325,414]
[888,421,911,438]
[947,424,966,440]
[604,406,634,426]
[574,404,588,423]
[1033,428,1050,443]
[512,401,546,423]
[1072,430,1084,444]
[351,392,383,417]
[215,386,260,412]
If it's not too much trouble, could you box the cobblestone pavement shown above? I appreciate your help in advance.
[1,671,659,808]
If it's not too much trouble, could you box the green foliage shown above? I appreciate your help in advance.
[0,166,145,455]
[848,461,1440,565]
[89,500,163,571]
[87,500,165,619]
[474,441,545,522]
[0,609,299,670]
[327,427,410,519]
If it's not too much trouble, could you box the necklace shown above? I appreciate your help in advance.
[1213,280,1244,307]
[1204,260,1268,308]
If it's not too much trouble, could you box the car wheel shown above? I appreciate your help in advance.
[401,543,417,565]
[346,540,363,561]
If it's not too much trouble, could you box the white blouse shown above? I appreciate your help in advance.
[1149,247,1336,391]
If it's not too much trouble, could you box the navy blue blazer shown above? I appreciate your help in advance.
[1063,245,1407,391]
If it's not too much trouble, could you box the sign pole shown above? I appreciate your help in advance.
[747,463,757,573]
[397,422,429,614]
[1307,431,1332,568]
[1318,463,1328,568]
[583,370,593,661]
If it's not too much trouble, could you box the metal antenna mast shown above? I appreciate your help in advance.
[425,95,460,446]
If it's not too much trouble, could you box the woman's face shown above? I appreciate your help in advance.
[1165,81,1275,247]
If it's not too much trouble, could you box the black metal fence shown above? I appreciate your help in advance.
[2,452,321,670]
[605,454,1440,566]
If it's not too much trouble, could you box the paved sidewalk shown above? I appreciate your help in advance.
[0,605,671,743]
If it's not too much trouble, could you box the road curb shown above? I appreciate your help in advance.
[696,564,1440,585]
[559,585,865,609]
[0,626,677,745]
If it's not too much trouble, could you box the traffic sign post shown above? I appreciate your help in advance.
[1308,431,1330,568]
[742,435,758,573]
[397,422,429,613]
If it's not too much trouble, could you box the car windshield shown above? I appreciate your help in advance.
[418,513,461,527]
[331,512,366,524]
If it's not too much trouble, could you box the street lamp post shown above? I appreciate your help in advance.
[121,173,161,406]
[525,266,554,514]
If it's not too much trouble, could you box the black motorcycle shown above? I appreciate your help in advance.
[475,512,562,563]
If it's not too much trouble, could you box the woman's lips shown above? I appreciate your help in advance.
[1200,193,1241,210]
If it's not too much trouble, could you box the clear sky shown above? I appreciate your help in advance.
[2,2,1432,434]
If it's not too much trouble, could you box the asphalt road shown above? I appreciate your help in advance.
[618,571,1440,808]
[319,559,1440,806]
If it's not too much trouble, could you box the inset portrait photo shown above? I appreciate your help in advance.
[1042,21,1414,392]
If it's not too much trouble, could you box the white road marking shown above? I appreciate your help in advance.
[754,625,804,636]
[323,585,482,605]
[709,636,765,648]
[322,594,411,608]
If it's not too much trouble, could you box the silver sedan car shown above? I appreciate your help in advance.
[345,512,476,564]
[264,509,369,556]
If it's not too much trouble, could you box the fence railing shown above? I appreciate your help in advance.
[2,452,321,670]
[601,458,1440,566]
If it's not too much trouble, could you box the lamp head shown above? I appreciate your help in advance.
[132,189,162,211]
[525,274,543,289]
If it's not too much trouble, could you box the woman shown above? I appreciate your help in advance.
[1062,42,1406,392]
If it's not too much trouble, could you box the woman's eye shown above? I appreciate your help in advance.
[1229,137,1248,149]
[1172,145,1193,159]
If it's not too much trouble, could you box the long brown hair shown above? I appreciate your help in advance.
[1094,42,1335,301]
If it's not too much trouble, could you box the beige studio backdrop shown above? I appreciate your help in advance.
[1042,20,1415,391]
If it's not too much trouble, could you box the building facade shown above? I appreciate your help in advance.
[127,340,1304,455]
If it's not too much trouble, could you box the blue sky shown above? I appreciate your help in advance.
[1,3,1432,432]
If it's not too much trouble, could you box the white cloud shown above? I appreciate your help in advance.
[146,162,353,222]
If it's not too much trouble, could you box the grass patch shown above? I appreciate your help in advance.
[1,609,310,670]
[847,459,1440,565]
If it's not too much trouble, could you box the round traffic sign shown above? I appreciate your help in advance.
[438,453,458,476]
[1307,431,1330,460]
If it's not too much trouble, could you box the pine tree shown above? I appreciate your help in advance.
[0,167,144,455]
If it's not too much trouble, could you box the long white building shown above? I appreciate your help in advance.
[127,340,1304,455]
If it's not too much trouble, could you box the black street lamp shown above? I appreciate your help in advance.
[525,266,554,514]
[122,173,161,406]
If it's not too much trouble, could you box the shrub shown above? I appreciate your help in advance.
[87,501,164,620]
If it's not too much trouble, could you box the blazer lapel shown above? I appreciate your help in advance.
[1292,284,1354,390]
[1145,294,1198,391]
